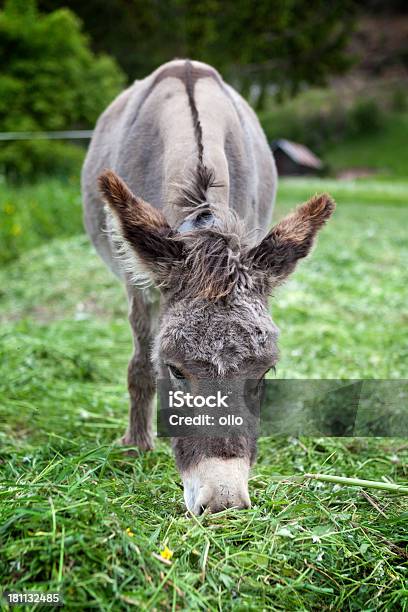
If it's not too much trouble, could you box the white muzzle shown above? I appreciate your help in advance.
[182,457,251,515]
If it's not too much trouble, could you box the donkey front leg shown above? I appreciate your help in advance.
[121,286,157,452]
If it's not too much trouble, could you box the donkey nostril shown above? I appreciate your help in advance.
[207,502,226,514]
[207,497,250,513]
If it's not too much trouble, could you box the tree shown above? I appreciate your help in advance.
[0,0,125,178]
[176,0,357,107]
[38,0,357,108]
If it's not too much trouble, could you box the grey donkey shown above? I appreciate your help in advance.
[82,59,335,514]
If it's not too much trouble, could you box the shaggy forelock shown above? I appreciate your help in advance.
[172,208,258,301]
[166,162,258,301]
[155,295,279,376]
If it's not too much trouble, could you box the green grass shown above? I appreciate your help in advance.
[323,114,408,179]
[1,176,407,609]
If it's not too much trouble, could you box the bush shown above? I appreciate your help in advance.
[0,0,125,179]
[0,177,82,264]
[391,87,407,112]
[348,99,384,136]
[0,141,86,182]
[260,97,384,156]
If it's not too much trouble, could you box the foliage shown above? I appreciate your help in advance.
[260,96,386,156]
[349,98,384,135]
[323,113,408,178]
[0,141,85,183]
[0,177,82,264]
[0,180,407,608]
[0,0,124,179]
[391,87,408,112]
[38,0,357,108]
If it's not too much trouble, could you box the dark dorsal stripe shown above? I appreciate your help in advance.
[184,60,204,166]
[131,60,219,138]
[130,61,222,211]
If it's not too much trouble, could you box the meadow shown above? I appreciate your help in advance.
[0,167,407,610]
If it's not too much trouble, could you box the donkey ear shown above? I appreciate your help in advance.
[98,170,183,283]
[248,193,335,288]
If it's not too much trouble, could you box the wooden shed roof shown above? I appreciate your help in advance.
[272,139,323,169]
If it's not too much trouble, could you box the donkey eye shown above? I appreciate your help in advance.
[167,364,185,380]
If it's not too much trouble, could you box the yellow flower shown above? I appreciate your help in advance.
[11,223,21,236]
[160,545,173,560]
[125,527,134,537]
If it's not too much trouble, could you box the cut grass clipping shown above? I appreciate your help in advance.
[275,473,408,494]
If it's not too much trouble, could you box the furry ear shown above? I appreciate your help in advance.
[248,193,335,288]
[98,170,183,284]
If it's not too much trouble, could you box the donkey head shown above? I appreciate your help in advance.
[99,170,335,514]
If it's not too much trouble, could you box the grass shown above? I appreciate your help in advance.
[323,114,408,179]
[0,175,407,609]
[274,179,408,379]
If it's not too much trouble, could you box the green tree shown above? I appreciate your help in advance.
[176,0,357,107]
[0,0,125,178]
[38,0,357,109]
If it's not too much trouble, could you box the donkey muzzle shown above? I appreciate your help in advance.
[182,457,251,515]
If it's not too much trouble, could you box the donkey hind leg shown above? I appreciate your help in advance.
[121,286,157,452]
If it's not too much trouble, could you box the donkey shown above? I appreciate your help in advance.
[82,59,334,515]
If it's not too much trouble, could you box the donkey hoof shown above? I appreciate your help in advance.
[118,434,154,453]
